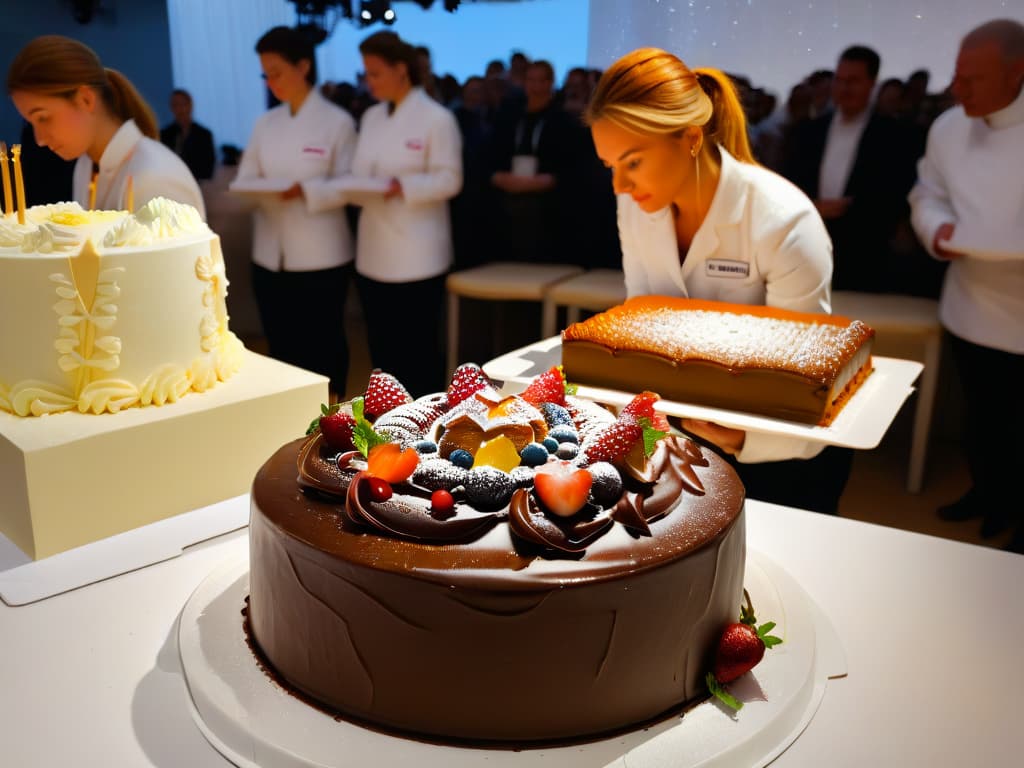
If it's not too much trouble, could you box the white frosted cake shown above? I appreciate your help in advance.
[0,198,244,417]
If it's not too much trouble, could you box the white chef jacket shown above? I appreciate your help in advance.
[236,89,356,272]
[72,119,205,218]
[305,87,462,283]
[616,145,835,463]
[908,88,1024,354]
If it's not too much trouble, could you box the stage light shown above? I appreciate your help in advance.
[359,0,395,26]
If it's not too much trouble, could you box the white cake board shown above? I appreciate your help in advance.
[0,494,249,606]
[178,549,846,768]
[483,336,921,450]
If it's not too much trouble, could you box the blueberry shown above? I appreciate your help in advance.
[538,402,573,428]
[542,437,559,454]
[449,449,474,468]
[588,462,623,507]
[548,425,579,444]
[463,467,516,509]
[413,439,438,454]
[556,442,579,460]
[519,442,549,467]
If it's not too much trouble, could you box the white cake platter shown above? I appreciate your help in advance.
[482,335,921,450]
[178,549,846,768]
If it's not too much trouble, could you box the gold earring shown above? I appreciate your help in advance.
[691,145,698,158]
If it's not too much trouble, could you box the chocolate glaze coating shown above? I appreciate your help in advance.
[248,436,746,744]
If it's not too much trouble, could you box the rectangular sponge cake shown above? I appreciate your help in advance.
[561,296,875,426]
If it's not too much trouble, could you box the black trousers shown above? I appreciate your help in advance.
[251,263,351,394]
[725,445,855,516]
[355,272,447,399]
[948,331,1024,511]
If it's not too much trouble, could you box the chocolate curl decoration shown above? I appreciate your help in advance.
[345,471,503,542]
[509,489,614,554]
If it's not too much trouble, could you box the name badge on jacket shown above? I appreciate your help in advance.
[706,259,750,278]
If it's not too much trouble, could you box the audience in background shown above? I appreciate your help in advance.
[781,45,942,297]
[160,88,215,181]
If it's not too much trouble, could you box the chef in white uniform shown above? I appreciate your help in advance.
[588,48,852,516]
[235,26,357,396]
[8,34,204,216]
[304,30,462,397]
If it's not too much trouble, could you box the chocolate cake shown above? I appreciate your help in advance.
[561,296,875,426]
[246,367,746,746]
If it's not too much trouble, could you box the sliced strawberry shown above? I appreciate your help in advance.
[363,369,413,418]
[447,362,491,407]
[520,365,567,407]
[366,442,419,484]
[533,460,593,517]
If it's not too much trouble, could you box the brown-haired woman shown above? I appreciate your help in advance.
[303,30,462,397]
[587,48,851,516]
[7,35,204,216]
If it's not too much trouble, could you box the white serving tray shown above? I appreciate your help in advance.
[482,336,922,450]
[179,549,846,768]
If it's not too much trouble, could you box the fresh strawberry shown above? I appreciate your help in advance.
[533,460,593,517]
[366,442,419,484]
[621,391,672,433]
[307,403,357,452]
[706,590,783,711]
[447,362,491,407]
[363,369,413,418]
[520,365,568,407]
[321,410,356,451]
[581,393,669,465]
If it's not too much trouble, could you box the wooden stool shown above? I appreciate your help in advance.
[446,262,584,378]
[832,291,942,494]
[540,268,627,338]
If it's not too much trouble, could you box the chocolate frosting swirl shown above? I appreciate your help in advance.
[297,431,713,556]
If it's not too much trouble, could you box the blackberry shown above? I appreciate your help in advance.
[588,462,623,507]
[463,467,516,509]
[538,402,573,428]
[412,458,468,491]
[510,466,535,488]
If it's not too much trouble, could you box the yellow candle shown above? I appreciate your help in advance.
[88,174,97,211]
[11,144,25,225]
[125,175,134,212]
[0,142,12,217]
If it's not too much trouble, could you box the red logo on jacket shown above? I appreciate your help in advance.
[405,138,424,151]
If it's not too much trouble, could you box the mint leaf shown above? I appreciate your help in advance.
[705,672,743,711]
[638,417,668,457]
[565,381,578,396]
[349,396,389,458]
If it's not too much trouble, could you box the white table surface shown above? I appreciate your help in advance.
[1,498,1020,768]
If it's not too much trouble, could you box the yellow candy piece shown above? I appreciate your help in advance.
[49,212,90,226]
[472,435,522,472]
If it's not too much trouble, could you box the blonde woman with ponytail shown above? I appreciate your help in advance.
[587,48,853,517]
[8,35,205,216]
